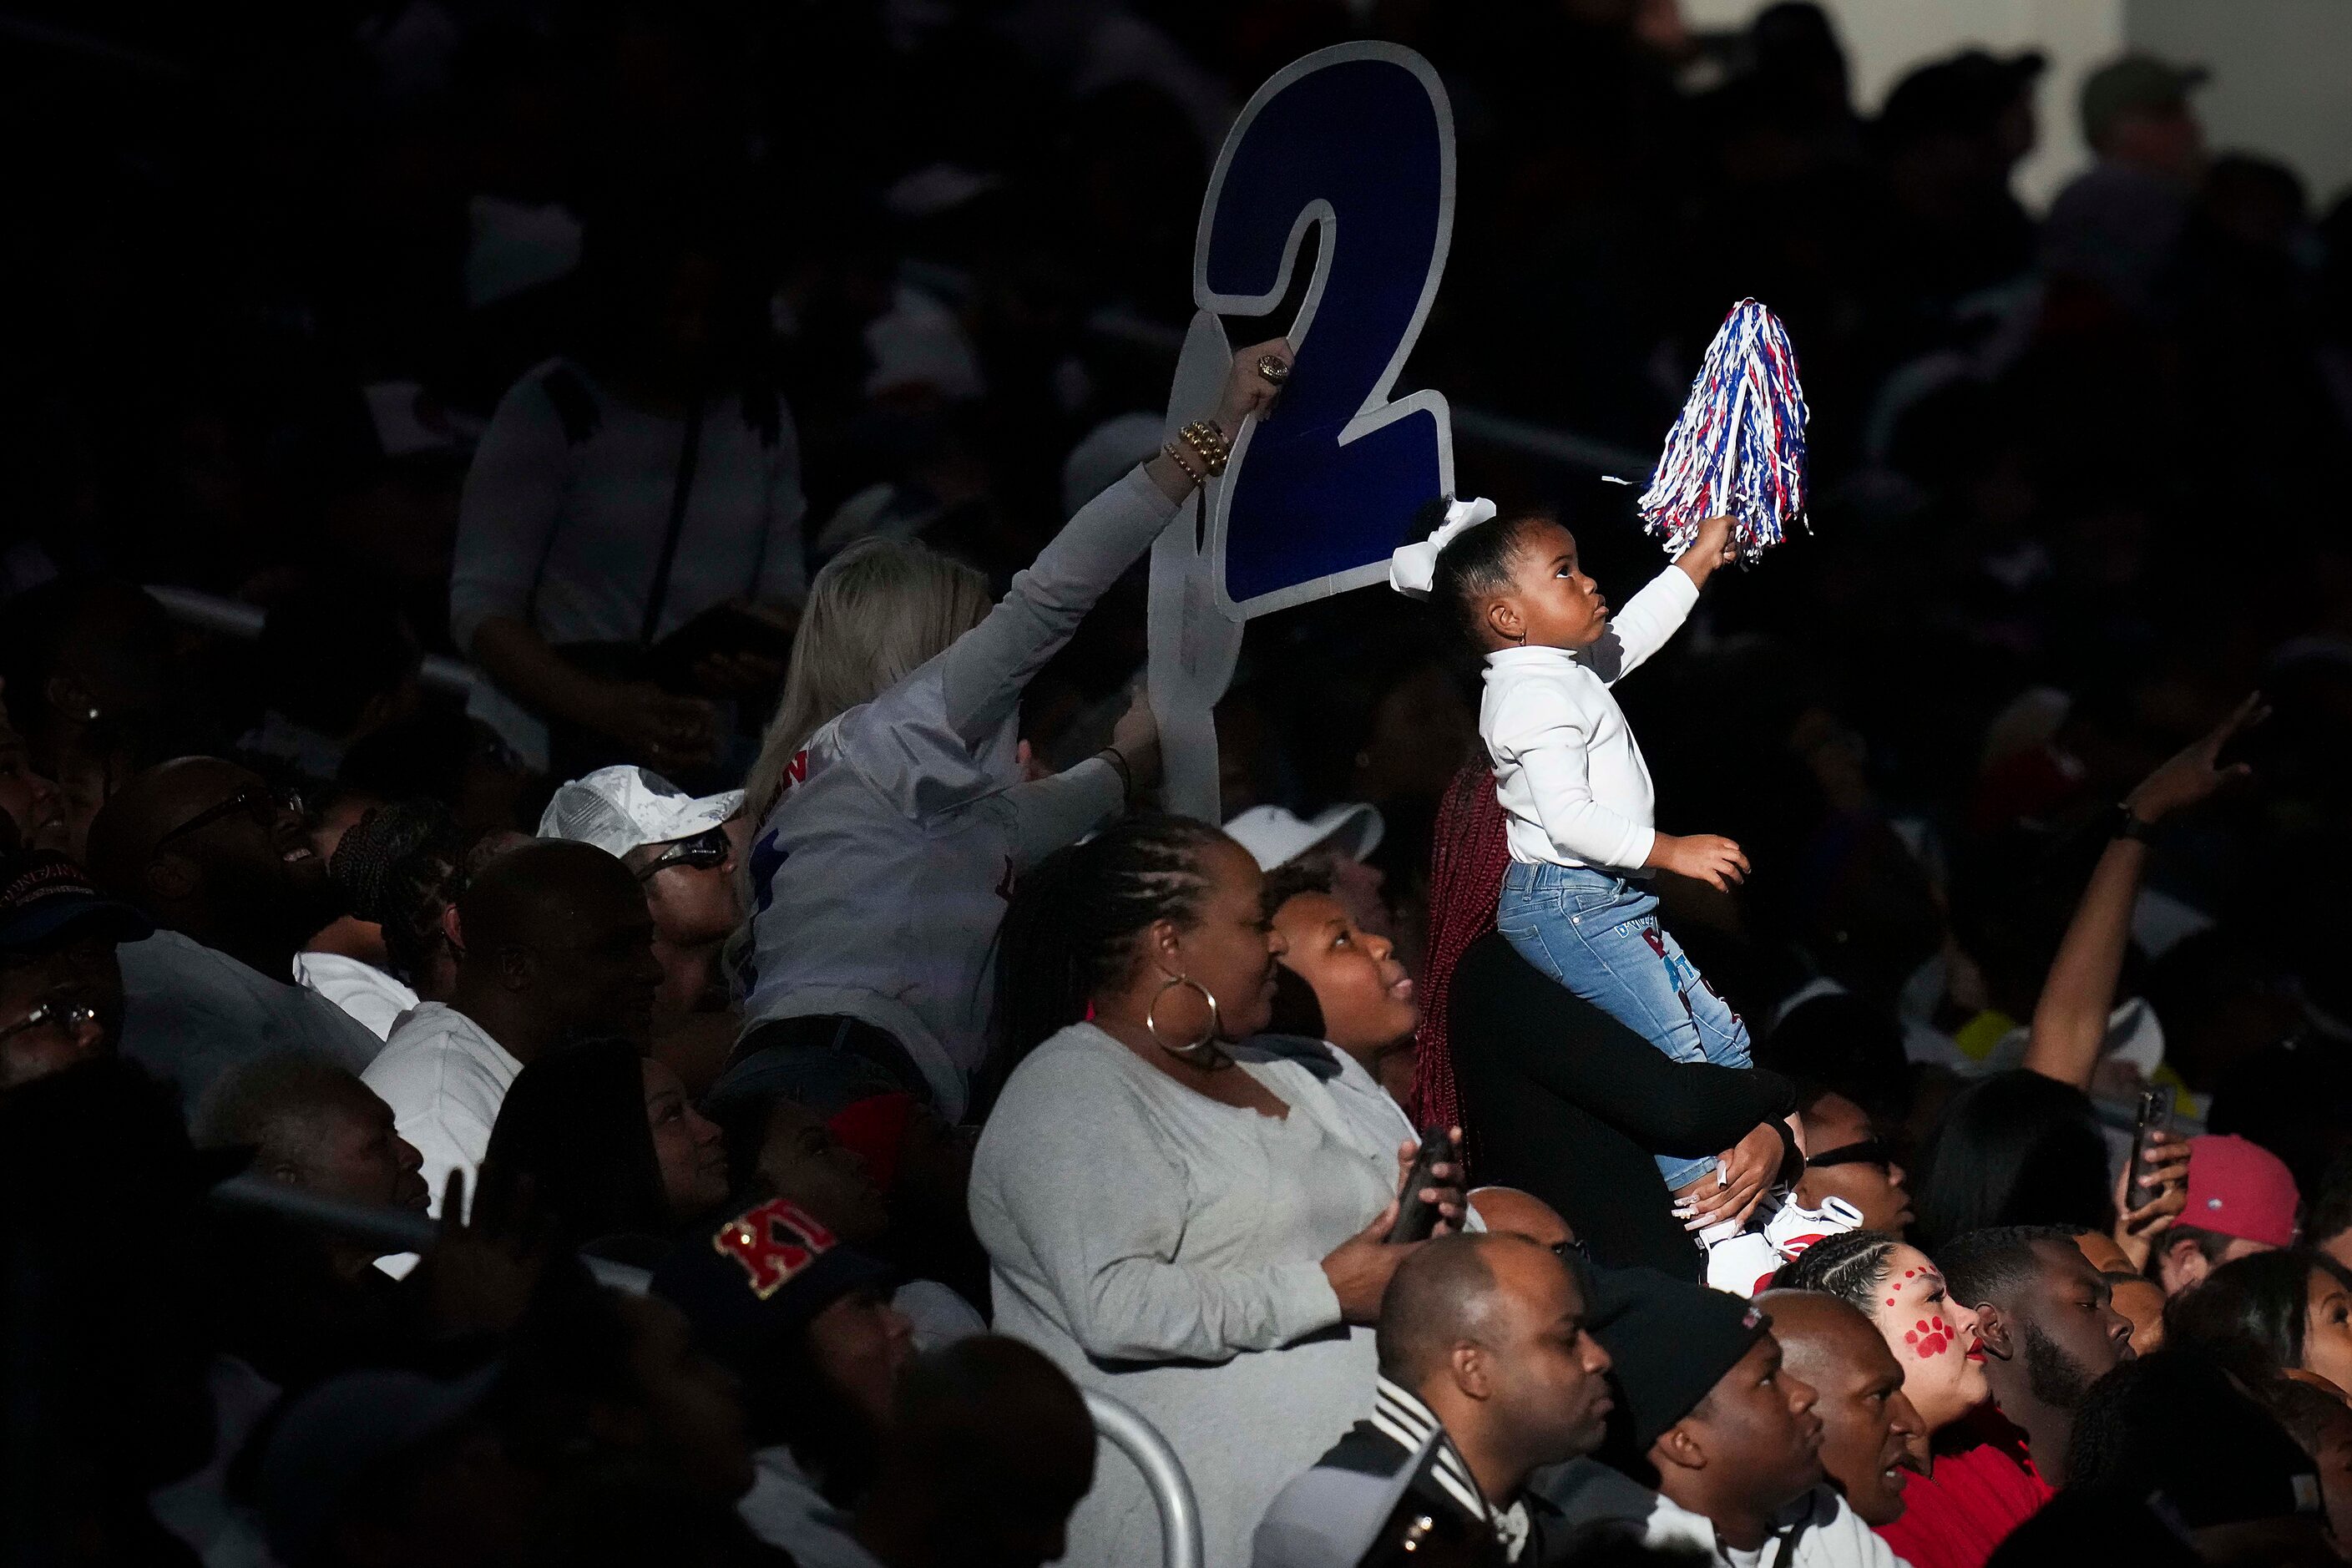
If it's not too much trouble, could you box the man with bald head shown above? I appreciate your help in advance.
[1754,1291,1925,1528]
[87,756,380,1100]
[1469,1187,1578,1252]
[1255,1232,1612,1565]
[362,838,662,1218]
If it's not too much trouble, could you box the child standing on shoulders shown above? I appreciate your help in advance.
[1392,499,1841,1291]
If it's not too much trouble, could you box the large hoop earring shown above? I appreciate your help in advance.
[1146,974,1223,1063]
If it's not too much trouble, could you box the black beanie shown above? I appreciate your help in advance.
[1586,1266,1771,1453]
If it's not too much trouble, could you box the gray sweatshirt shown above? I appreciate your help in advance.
[738,465,1177,1117]
[972,1024,1399,1568]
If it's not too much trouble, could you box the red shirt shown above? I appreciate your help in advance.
[1875,1412,2055,1568]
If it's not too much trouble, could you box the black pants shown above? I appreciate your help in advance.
[724,1014,934,1110]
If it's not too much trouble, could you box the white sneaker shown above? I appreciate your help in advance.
[1700,1223,1787,1298]
[1762,1194,1865,1262]
[1696,1194,1865,1297]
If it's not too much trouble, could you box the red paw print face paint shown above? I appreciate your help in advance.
[1903,1316,1953,1358]
[1868,1243,1990,1432]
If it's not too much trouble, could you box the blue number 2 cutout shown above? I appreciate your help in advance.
[1196,43,1456,617]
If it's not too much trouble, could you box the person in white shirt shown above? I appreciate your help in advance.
[537,764,746,1093]
[84,758,382,1101]
[294,798,470,1041]
[732,340,1291,1120]
[1390,503,1777,1280]
[1537,1266,1909,1568]
[453,207,807,775]
[362,839,661,1216]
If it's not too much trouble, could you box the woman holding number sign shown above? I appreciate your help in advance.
[727,341,1292,1121]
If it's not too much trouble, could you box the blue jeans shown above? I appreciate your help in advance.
[1497,862,1753,1191]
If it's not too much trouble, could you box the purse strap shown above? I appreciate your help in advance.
[639,397,705,647]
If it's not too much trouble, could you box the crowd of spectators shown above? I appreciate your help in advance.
[10,0,2352,1564]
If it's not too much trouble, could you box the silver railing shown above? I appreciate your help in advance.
[210,1171,651,1292]
[1084,1388,1207,1568]
[209,1173,1206,1568]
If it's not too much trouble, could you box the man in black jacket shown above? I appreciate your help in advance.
[1254,1233,1614,1565]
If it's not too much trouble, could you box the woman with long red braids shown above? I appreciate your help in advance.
[1409,762,1514,1138]
[1418,763,1800,1278]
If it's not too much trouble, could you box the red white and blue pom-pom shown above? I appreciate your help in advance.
[1635,298,1809,563]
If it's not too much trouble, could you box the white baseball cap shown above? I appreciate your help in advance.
[1222,803,1385,873]
[537,766,743,858]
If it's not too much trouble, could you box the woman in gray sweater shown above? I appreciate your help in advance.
[973,817,1461,1568]
[734,341,1289,1120]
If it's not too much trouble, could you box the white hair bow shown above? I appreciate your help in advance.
[1388,496,1498,599]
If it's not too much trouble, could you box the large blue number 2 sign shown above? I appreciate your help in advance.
[1199,42,1456,615]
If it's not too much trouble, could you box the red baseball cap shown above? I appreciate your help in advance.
[2183,1135,2299,1248]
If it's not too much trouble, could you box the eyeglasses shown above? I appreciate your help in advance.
[1805,1139,1895,1174]
[637,827,730,880]
[155,785,302,850]
[1550,1237,1592,1262]
[0,1000,101,1046]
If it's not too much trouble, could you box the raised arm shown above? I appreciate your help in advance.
[937,341,1291,745]
[1593,560,1700,682]
[1590,513,1731,683]
[2023,695,2263,1089]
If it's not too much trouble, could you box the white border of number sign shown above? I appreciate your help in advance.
[1192,40,1458,620]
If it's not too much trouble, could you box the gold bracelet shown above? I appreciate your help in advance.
[1161,440,1205,484]
[1178,420,1231,476]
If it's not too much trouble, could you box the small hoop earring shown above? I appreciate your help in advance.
[1146,974,1223,1062]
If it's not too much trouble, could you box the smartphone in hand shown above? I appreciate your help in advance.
[1387,1127,1457,1243]
[2124,1086,2176,1211]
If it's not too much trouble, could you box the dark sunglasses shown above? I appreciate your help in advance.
[638,827,730,880]
[155,784,302,851]
[1805,1139,1895,1174]
[0,999,101,1046]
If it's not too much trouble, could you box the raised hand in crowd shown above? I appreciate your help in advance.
[2123,690,2267,825]
[2110,1125,2193,1272]
[411,1167,553,1339]
[1672,512,1740,586]
[1143,337,1293,503]
[2026,693,2268,1090]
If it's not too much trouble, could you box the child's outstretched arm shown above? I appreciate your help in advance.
[1597,514,1735,685]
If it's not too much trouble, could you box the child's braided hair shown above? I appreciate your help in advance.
[328,799,467,984]
[990,814,1230,1080]
[1769,1228,1904,1310]
[1419,498,1557,651]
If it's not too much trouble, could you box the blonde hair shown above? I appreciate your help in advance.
[741,537,994,826]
